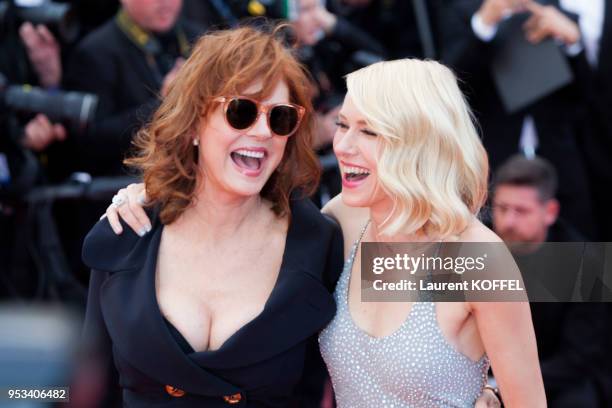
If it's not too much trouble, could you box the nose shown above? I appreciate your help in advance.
[248,111,272,139]
[498,209,518,230]
[333,128,357,158]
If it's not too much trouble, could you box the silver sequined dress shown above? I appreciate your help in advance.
[318,226,490,408]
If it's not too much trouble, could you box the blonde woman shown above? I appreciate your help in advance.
[103,59,535,407]
[317,59,544,407]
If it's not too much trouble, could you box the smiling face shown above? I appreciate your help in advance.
[333,94,388,208]
[195,80,290,199]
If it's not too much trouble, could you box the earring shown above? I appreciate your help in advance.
[193,138,199,146]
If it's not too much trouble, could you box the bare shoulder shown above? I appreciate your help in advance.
[321,194,369,247]
[459,217,503,243]
[321,194,345,220]
[460,218,528,307]
[459,218,515,268]
[322,194,368,227]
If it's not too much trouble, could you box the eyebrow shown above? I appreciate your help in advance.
[338,113,369,125]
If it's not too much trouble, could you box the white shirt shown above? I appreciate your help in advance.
[559,0,605,66]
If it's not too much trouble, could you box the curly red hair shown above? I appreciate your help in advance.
[125,25,320,224]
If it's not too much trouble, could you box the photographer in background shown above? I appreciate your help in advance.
[0,0,111,185]
[0,0,71,298]
[1,1,69,166]
[18,21,67,153]
[62,0,202,177]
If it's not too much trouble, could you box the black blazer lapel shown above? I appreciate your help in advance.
[190,198,339,369]
[83,197,340,392]
[190,266,336,369]
[98,226,241,396]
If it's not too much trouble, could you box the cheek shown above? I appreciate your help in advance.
[332,130,344,154]
[200,130,235,163]
[200,143,224,167]
[294,20,306,35]
[271,138,289,164]
[536,213,550,228]
[363,142,380,173]
[305,15,318,30]
[332,129,341,145]
[519,215,539,232]
[492,210,503,224]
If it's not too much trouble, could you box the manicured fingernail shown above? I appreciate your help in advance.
[145,224,152,233]
[138,228,147,237]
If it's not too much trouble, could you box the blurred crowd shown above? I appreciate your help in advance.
[1,0,611,406]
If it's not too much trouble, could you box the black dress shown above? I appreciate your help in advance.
[82,197,343,407]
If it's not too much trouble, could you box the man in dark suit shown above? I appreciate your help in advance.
[566,6,612,402]
[565,1,612,241]
[63,0,202,177]
[438,0,595,238]
[491,155,609,407]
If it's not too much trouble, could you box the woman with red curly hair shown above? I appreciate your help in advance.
[82,25,343,407]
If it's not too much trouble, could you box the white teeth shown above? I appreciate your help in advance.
[343,166,370,175]
[235,149,265,159]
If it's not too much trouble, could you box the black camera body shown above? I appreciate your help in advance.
[0,0,79,43]
[0,73,98,134]
[0,72,98,197]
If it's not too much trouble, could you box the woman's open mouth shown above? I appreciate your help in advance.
[341,165,371,188]
[230,148,267,176]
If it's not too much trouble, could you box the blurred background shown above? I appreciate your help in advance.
[0,0,611,406]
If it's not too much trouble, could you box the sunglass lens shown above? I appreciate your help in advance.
[270,105,299,136]
[226,98,258,129]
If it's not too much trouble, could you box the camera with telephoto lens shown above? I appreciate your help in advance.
[0,73,98,134]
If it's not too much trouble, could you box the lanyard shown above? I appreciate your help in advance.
[115,9,190,85]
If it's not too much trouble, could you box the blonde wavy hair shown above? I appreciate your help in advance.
[346,59,488,238]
